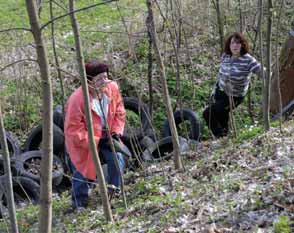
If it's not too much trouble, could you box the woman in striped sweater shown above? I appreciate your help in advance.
[203,32,261,138]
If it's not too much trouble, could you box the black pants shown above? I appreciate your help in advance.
[203,86,244,138]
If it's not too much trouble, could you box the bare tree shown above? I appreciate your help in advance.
[270,26,294,114]
[212,0,224,53]
[274,1,284,131]
[258,0,265,122]
[68,0,113,222]
[146,13,154,117]
[154,0,182,107]
[146,0,183,170]
[49,0,65,116]
[238,0,243,32]
[25,0,54,232]
[0,103,19,233]
[264,0,272,131]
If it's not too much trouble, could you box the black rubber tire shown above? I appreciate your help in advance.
[53,105,64,131]
[0,176,40,218]
[0,131,21,158]
[14,150,64,186]
[140,136,155,151]
[161,108,201,141]
[23,123,65,155]
[142,136,189,162]
[123,97,152,140]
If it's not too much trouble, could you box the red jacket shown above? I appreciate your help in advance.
[64,81,126,180]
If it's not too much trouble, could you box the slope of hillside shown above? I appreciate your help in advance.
[2,120,292,233]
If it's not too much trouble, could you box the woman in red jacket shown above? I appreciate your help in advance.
[64,61,126,209]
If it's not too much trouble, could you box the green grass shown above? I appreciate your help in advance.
[274,215,292,233]
[0,0,147,132]
[0,0,28,28]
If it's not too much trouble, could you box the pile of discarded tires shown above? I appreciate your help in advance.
[0,97,201,217]
[120,98,202,169]
[0,122,66,218]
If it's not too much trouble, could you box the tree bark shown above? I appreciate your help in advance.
[146,0,183,170]
[214,0,224,53]
[258,0,265,120]
[25,1,54,232]
[50,0,65,118]
[68,0,113,222]
[238,0,243,33]
[146,12,153,117]
[264,0,272,131]
[0,103,19,233]
[270,25,294,116]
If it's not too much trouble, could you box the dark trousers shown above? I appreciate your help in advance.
[71,141,125,208]
[203,86,244,138]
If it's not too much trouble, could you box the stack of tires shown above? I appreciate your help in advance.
[0,131,40,218]
[121,98,202,167]
[0,106,66,218]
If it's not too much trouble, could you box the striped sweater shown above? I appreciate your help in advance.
[217,53,261,97]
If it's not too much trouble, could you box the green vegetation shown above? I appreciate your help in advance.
[273,215,292,233]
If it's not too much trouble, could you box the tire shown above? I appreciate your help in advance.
[161,108,201,141]
[0,176,40,219]
[0,131,21,158]
[14,150,64,186]
[123,97,152,140]
[142,136,189,162]
[121,136,155,171]
[140,136,155,151]
[53,105,64,131]
[23,123,65,155]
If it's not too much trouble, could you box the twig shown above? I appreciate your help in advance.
[41,0,119,30]
[0,28,31,33]
[0,59,37,72]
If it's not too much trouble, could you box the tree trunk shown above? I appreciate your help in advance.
[258,0,265,119]
[68,0,113,222]
[146,0,183,170]
[170,0,181,99]
[214,0,224,53]
[238,0,243,33]
[0,103,19,232]
[146,12,153,117]
[270,27,294,115]
[49,0,65,118]
[264,0,272,131]
[25,1,54,233]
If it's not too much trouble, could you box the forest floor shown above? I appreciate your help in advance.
[6,119,292,233]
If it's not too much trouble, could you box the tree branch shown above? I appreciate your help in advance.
[41,0,119,30]
[51,0,68,12]
[0,58,37,72]
[0,27,31,33]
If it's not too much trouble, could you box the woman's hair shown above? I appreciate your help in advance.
[224,32,249,56]
[85,60,109,81]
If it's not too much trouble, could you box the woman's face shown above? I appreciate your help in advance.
[230,37,242,57]
[91,72,109,92]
